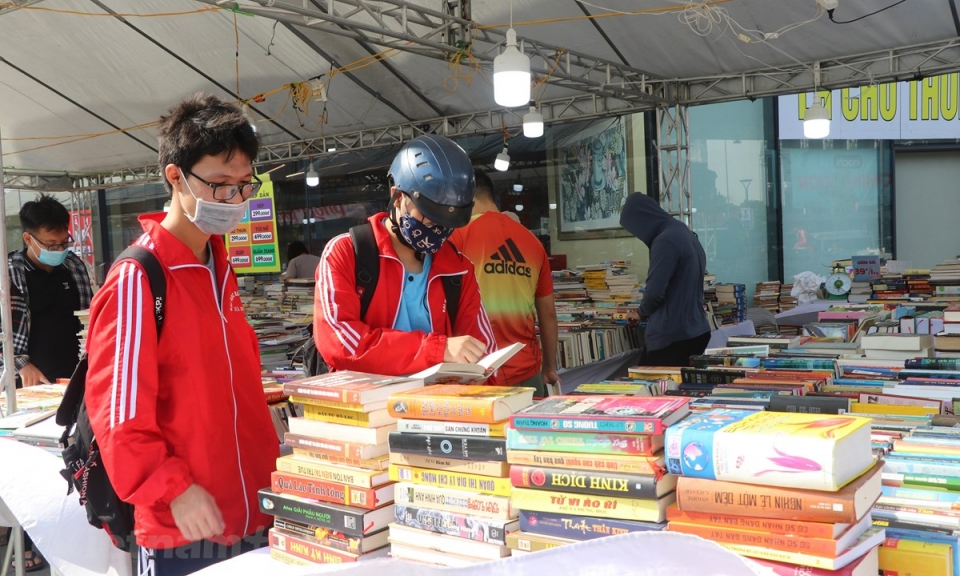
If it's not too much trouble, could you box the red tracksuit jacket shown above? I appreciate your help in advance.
[85,214,278,549]
[314,212,497,375]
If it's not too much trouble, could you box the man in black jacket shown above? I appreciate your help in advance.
[620,192,710,366]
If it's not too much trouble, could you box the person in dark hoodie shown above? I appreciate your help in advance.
[620,192,710,366]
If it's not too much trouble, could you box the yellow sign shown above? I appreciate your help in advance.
[225,176,280,274]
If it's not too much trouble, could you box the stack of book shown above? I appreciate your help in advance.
[861,333,935,361]
[663,408,884,573]
[260,371,424,566]
[714,283,746,326]
[753,281,781,313]
[779,283,797,313]
[503,396,691,555]
[384,385,534,566]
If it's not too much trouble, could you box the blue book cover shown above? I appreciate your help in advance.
[663,409,754,478]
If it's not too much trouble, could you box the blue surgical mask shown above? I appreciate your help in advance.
[398,212,453,255]
[31,242,69,267]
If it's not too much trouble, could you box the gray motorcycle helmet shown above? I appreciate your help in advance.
[388,135,476,229]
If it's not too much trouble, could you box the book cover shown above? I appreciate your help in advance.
[393,504,518,545]
[388,464,513,496]
[409,343,525,384]
[876,538,953,576]
[287,418,395,445]
[268,528,388,563]
[272,518,389,554]
[283,432,388,460]
[505,450,665,475]
[388,452,509,477]
[387,384,534,424]
[506,428,664,456]
[674,460,882,523]
[271,471,392,510]
[510,464,675,499]
[388,431,507,461]
[282,371,422,405]
[301,404,396,428]
[510,487,675,523]
[505,530,574,553]
[517,510,665,541]
[664,408,874,491]
[745,547,878,576]
[396,418,506,437]
[388,524,510,560]
[718,526,885,570]
[393,482,514,520]
[258,489,393,537]
[290,449,390,472]
[665,504,852,539]
[510,396,691,435]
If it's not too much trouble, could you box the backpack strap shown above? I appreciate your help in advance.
[349,223,379,321]
[439,239,462,327]
[114,246,167,335]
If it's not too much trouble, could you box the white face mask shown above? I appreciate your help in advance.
[179,168,249,235]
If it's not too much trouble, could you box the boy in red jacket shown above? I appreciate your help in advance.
[314,135,496,375]
[85,94,278,576]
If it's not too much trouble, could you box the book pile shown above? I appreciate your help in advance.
[503,396,691,555]
[578,263,642,305]
[260,371,424,566]
[861,333,934,361]
[848,280,872,303]
[663,408,884,574]
[714,283,746,326]
[552,270,588,302]
[384,385,534,566]
[753,281,781,313]
[929,259,960,288]
[75,309,90,356]
[779,283,797,312]
[904,268,933,298]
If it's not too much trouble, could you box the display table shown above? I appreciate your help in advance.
[190,531,763,576]
[0,440,132,576]
[707,320,756,349]
[775,300,834,328]
[558,349,643,393]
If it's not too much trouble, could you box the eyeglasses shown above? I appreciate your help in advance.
[183,169,262,201]
[30,233,73,252]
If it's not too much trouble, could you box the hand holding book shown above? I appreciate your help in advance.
[444,335,486,364]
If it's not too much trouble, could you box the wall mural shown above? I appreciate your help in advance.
[558,118,628,233]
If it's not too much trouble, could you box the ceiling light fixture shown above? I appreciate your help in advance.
[306,161,319,187]
[522,106,544,138]
[493,2,531,108]
[515,204,524,212]
[495,147,510,171]
[803,62,830,139]
[513,181,524,192]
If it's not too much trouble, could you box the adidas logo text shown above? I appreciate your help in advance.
[484,260,532,277]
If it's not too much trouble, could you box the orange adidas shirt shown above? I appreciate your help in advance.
[449,212,554,385]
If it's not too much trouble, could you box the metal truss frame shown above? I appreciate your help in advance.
[656,103,692,228]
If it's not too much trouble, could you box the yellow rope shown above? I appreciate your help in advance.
[0,2,221,17]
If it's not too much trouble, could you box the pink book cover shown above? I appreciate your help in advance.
[512,396,690,420]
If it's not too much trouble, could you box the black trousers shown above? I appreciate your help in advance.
[138,530,268,576]
[644,331,711,367]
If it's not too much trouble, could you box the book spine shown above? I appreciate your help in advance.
[388,452,510,477]
[877,538,953,575]
[283,433,382,460]
[302,404,381,427]
[517,510,664,541]
[510,464,663,499]
[290,449,389,471]
[511,415,666,435]
[387,432,507,461]
[505,450,664,475]
[257,489,375,537]
[904,358,960,369]
[289,396,369,412]
[387,395,497,424]
[505,531,570,552]
[714,541,840,570]
[506,428,662,456]
[667,521,839,557]
[680,368,745,384]
[665,507,841,539]
[900,473,960,490]
[393,503,514,545]
[273,518,373,554]
[745,556,862,576]
[883,458,960,477]
[880,485,960,505]
[276,456,381,488]
[767,395,850,414]
[395,419,504,437]
[674,476,858,523]
[264,390,287,404]
[393,482,514,520]
[284,383,360,405]
[268,528,361,564]
[269,548,312,567]
[511,487,666,522]
[271,471,389,510]
[388,464,512,496]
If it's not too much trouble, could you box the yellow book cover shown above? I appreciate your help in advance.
[388,464,512,496]
[505,531,574,553]
[719,526,885,570]
[301,404,396,428]
[290,448,390,471]
[289,395,381,413]
[386,385,534,424]
[664,409,875,491]
[849,403,938,417]
[276,455,390,488]
[878,538,953,576]
[510,487,673,522]
[269,548,312,566]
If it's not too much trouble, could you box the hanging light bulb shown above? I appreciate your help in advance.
[494,147,510,171]
[493,28,531,107]
[241,102,257,133]
[306,161,319,187]
[515,204,524,212]
[522,106,544,138]
[513,178,524,192]
[803,95,830,139]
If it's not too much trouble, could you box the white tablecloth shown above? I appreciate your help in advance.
[0,440,132,576]
[191,531,765,576]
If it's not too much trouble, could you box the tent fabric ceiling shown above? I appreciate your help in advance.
[1,0,958,174]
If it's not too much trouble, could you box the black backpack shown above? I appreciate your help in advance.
[300,222,462,376]
[55,246,166,552]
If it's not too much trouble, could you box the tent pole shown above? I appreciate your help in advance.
[0,122,17,416]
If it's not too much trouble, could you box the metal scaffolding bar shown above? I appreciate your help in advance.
[656,101,692,229]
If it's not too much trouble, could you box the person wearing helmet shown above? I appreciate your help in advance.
[313,135,497,376]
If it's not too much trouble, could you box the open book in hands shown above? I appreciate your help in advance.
[410,343,525,384]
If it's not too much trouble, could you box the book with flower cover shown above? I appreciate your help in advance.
[386,385,534,424]
[510,396,691,435]
[664,408,874,491]
[283,371,423,405]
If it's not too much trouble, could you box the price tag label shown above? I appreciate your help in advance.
[852,255,881,281]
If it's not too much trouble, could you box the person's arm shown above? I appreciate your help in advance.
[85,262,202,522]
[638,239,679,319]
[535,294,559,385]
[314,235,460,375]
[7,260,50,385]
